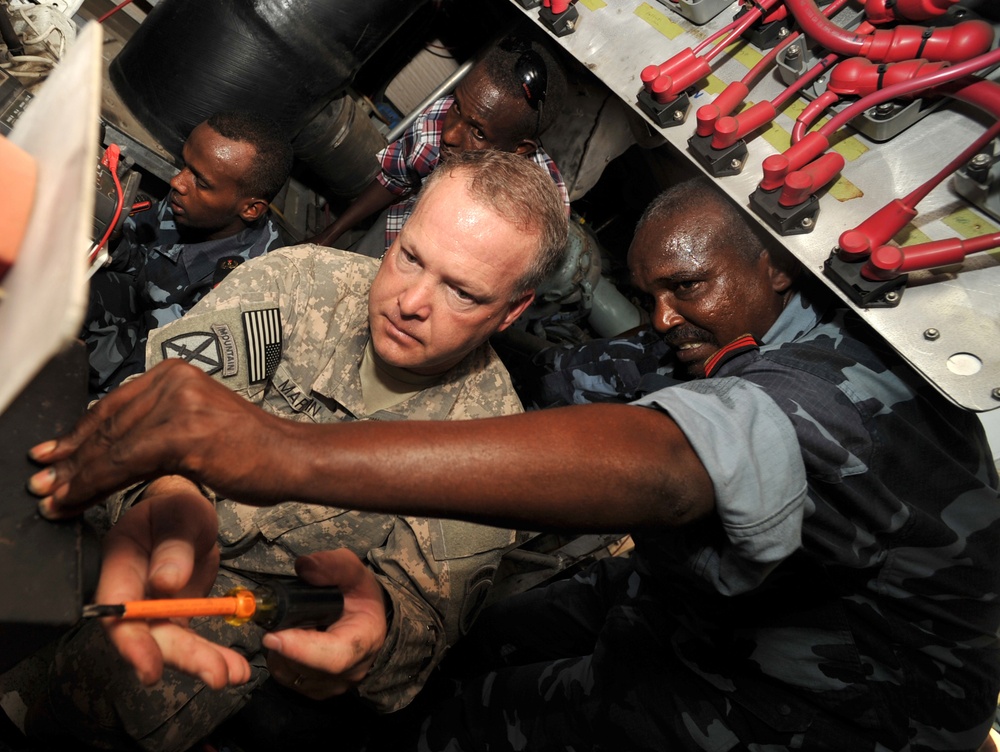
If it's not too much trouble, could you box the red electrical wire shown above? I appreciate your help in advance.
[715,48,838,149]
[863,231,1000,280]
[694,23,736,57]
[865,0,961,25]
[97,0,135,24]
[836,77,1000,259]
[819,46,1000,138]
[903,114,1000,208]
[777,53,841,112]
[791,89,840,143]
[741,34,800,88]
[740,0,853,88]
[90,145,123,264]
[702,0,785,63]
[644,0,787,104]
[783,0,994,63]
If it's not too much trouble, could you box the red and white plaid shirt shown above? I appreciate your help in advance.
[375,95,570,251]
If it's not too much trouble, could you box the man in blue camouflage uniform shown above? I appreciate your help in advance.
[84,111,293,398]
[525,327,678,408]
[29,177,1000,751]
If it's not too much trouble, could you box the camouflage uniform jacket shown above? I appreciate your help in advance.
[84,198,283,396]
[116,245,524,712]
[628,284,1000,750]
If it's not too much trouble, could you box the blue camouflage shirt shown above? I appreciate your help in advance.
[84,198,284,396]
[624,284,1000,750]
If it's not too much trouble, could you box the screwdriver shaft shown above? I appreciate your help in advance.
[83,590,257,621]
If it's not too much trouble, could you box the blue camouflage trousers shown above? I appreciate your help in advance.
[366,555,888,752]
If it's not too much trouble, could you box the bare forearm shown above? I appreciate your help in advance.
[274,404,715,532]
[31,362,713,529]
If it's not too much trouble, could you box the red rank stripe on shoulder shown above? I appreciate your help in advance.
[704,334,760,378]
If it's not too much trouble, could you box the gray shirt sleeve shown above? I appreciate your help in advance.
[632,377,808,595]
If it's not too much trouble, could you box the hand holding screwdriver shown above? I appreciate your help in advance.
[94,479,252,688]
[92,478,387,695]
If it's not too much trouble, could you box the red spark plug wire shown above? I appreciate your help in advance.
[791,50,939,142]
[642,0,784,104]
[782,0,993,63]
[762,48,1000,195]
[862,232,1000,280]
[864,0,960,25]
[694,0,852,139]
[838,79,1000,260]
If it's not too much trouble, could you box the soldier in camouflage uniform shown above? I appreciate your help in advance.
[16,150,567,752]
[84,111,293,398]
[28,180,1000,752]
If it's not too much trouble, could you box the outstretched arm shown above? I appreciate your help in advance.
[29,360,714,531]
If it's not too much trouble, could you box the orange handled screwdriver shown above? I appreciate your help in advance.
[82,579,344,631]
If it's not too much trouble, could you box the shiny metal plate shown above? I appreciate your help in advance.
[514,0,1000,411]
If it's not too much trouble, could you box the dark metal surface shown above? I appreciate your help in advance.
[0,342,99,672]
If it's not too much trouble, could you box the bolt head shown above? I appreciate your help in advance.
[923,328,940,341]
[800,217,814,228]
[992,387,1000,401]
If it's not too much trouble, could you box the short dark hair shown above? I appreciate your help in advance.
[420,149,568,297]
[478,36,566,139]
[204,111,294,202]
[637,176,800,276]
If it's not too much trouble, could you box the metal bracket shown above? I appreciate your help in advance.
[655,0,735,26]
[749,185,820,236]
[687,132,748,177]
[637,88,691,128]
[539,4,579,36]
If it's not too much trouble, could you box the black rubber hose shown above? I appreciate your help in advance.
[0,2,25,58]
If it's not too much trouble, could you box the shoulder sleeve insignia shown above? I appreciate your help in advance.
[213,255,244,287]
[161,332,223,376]
[242,308,282,384]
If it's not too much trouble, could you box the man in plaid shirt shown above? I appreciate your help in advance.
[311,36,570,254]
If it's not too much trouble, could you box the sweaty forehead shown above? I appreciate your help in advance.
[456,68,525,135]
[629,214,715,276]
[186,126,250,182]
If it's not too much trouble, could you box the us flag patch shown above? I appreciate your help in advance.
[242,308,282,384]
